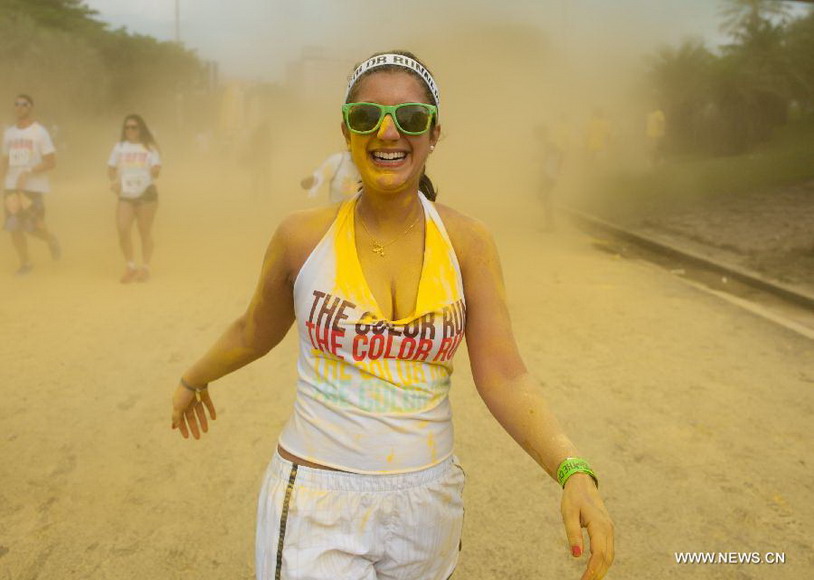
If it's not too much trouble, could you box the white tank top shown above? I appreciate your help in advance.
[278,192,466,474]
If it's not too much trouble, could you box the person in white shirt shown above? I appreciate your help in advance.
[107,114,162,283]
[300,151,361,203]
[1,94,60,275]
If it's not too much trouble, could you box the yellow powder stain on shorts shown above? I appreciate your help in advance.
[359,506,374,532]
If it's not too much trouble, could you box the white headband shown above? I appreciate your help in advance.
[344,53,440,111]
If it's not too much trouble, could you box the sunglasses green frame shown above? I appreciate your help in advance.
[342,102,437,136]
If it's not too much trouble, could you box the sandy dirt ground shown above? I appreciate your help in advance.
[1,151,813,580]
[594,179,814,296]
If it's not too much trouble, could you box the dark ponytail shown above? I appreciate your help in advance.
[419,172,437,202]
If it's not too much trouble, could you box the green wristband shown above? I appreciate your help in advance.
[557,457,598,488]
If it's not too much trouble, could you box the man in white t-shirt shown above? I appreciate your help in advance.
[300,151,360,203]
[1,94,60,275]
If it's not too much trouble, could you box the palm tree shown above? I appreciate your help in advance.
[719,0,793,39]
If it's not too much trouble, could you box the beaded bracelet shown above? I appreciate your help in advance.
[180,377,208,394]
[557,457,599,488]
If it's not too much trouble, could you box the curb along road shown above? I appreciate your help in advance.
[563,206,814,313]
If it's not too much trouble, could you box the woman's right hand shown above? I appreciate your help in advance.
[171,382,216,439]
[110,180,121,194]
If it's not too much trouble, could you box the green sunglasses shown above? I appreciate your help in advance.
[342,102,437,136]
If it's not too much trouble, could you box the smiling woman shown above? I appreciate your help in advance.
[170,49,614,580]
[343,52,441,202]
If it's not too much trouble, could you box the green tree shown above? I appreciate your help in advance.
[0,0,205,121]
[785,10,814,115]
[0,11,111,119]
[720,12,790,146]
[0,0,104,34]
[646,39,715,153]
[718,0,792,39]
[644,2,806,156]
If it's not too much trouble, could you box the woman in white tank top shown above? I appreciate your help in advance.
[170,51,614,580]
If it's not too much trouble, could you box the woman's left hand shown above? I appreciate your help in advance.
[171,382,216,439]
[561,474,615,579]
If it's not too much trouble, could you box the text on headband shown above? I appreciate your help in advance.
[345,53,440,111]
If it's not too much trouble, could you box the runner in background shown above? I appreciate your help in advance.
[107,114,161,283]
[535,124,564,231]
[1,94,60,275]
[585,107,612,163]
[300,150,361,203]
[240,118,272,196]
[645,107,666,168]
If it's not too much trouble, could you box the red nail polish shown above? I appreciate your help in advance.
[572,546,582,557]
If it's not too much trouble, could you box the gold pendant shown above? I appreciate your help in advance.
[372,243,385,257]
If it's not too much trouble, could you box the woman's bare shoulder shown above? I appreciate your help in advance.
[275,202,343,273]
[278,203,340,239]
[434,202,494,262]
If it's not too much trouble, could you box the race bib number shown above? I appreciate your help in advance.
[122,174,148,196]
[9,148,31,167]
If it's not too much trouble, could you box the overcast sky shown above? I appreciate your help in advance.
[84,0,808,82]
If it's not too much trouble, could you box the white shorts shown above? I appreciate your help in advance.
[256,451,465,580]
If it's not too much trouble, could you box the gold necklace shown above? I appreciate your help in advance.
[357,205,423,257]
